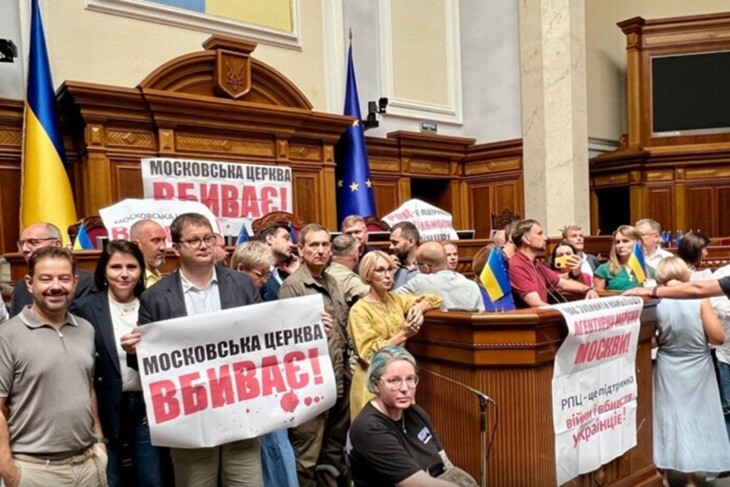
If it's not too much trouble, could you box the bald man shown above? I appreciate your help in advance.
[130,219,168,287]
[396,241,485,311]
[10,222,95,317]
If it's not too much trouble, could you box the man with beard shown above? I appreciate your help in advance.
[130,219,168,287]
[255,224,300,301]
[279,224,350,487]
[10,222,94,317]
[509,219,598,308]
[0,246,106,486]
[388,222,420,289]
[562,225,600,277]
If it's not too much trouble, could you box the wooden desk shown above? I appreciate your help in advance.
[410,303,662,487]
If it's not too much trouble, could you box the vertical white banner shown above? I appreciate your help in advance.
[551,297,643,485]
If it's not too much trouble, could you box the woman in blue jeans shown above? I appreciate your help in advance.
[71,240,172,486]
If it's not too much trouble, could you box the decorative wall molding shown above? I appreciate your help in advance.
[378,0,463,124]
[85,0,302,50]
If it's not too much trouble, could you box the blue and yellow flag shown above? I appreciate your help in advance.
[21,0,77,246]
[627,242,648,284]
[479,248,515,311]
[235,223,250,245]
[335,44,377,225]
[73,221,94,250]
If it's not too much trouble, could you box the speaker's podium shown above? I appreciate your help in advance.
[409,300,662,487]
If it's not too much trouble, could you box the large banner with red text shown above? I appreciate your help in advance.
[141,157,293,237]
[136,294,335,448]
[550,296,643,485]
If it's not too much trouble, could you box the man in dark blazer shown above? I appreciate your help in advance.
[10,222,94,317]
[255,223,299,301]
[125,213,262,487]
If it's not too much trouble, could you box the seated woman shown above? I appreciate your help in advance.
[348,251,442,417]
[653,257,730,486]
[593,225,647,291]
[677,230,712,280]
[549,241,592,286]
[347,346,476,487]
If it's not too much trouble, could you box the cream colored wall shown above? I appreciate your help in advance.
[586,0,730,141]
[390,0,448,106]
[38,1,327,110]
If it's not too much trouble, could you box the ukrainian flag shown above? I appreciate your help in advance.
[21,0,77,246]
[627,242,648,284]
[73,221,94,250]
[479,248,515,311]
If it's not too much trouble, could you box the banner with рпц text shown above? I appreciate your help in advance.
[550,296,643,485]
[141,157,293,237]
[136,295,336,448]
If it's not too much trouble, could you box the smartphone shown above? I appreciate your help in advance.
[555,255,569,268]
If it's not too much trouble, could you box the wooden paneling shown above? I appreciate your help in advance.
[686,186,715,234]
[114,162,146,200]
[371,180,400,217]
[718,187,730,236]
[0,165,21,253]
[646,186,673,230]
[470,185,491,238]
[411,307,662,486]
[291,172,318,224]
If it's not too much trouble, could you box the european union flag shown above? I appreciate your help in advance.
[479,248,515,311]
[287,222,298,244]
[628,242,648,284]
[335,45,377,225]
[21,0,78,245]
[73,221,94,250]
[235,223,250,245]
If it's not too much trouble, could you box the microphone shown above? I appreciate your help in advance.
[419,367,494,405]
[419,366,495,487]
[538,266,568,303]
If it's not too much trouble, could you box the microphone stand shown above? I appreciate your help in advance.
[420,367,494,487]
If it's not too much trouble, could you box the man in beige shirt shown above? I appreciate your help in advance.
[130,219,167,288]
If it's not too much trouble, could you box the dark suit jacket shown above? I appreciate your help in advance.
[69,291,125,440]
[586,253,601,271]
[129,266,260,371]
[10,269,95,317]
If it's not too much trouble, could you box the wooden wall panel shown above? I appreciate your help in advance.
[114,162,145,200]
[292,172,318,224]
[470,185,491,237]
[686,186,714,234]
[646,186,673,230]
[0,166,21,253]
[718,187,730,236]
[371,180,399,217]
[494,181,518,217]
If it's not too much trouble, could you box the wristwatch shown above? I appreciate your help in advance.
[651,286,659,299]
[95,437,109,444]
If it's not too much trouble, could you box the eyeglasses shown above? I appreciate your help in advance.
[178,235,216,249]
[381,375,419,390]
[373,266,397,276]
[250,268,271,279]
[17,237,58,250]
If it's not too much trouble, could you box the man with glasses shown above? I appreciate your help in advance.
[9,222,94,317]
[635,218,672,271]
[397,241,484,311]
[123,212,263,486]
[279,224,351,487]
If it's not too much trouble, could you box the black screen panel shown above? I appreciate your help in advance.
[652,51,730,134]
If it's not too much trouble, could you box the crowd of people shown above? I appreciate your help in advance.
[5,212,730,486]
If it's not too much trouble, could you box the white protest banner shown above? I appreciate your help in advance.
[381,199,458,241]
[99,198,221,245]
[550,296,643,485]
[136,294,335,448]
[141,157,292,236]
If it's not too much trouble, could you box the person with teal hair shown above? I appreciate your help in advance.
[346,346,476,486]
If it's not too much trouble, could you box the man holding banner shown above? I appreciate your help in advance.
[123,213,263,486]
[279,224,351,487]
